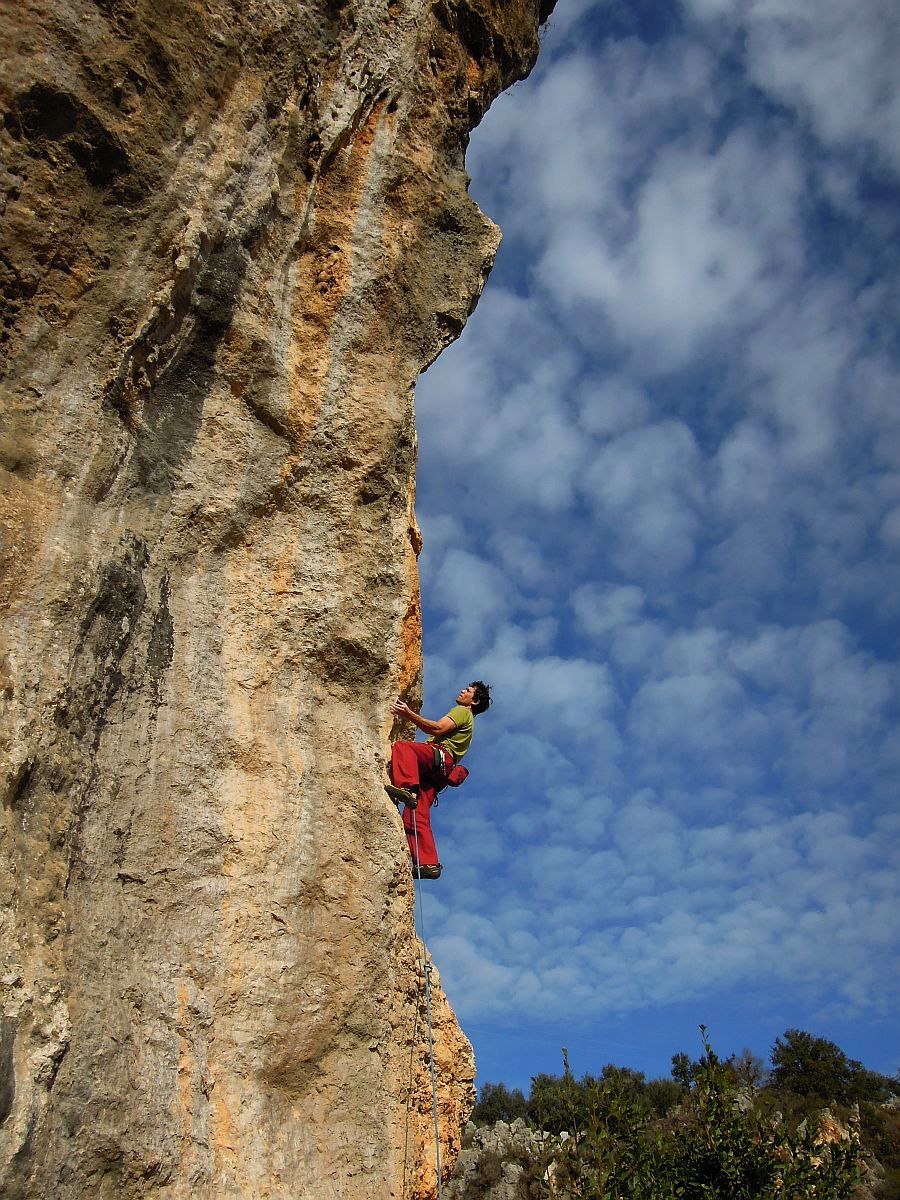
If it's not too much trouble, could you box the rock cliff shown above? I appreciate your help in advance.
[446,1120,559,1199]
[0,0,551,1195]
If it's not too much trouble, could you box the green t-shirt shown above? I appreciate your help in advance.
[428,705,475,762]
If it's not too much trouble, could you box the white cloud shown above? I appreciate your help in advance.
[629,668,748,760]
[881,505,900,546]
[595,133,800,366]
[659,626,730,675]
[430,548,513,657]
[851,356,900,471]
[486,730,578,793]
[477,625,622,750]
[576,376,652,439]
[581,420,705,576]
[713,420,783,515]
[679,0,900,169]
[418,513,466,593]
[520,78,806,369]
[489,532,550,589]
[413,2,900,1054]
[609,620,670,671]
[742,284,857,469]
[417,286,588,515]
[727,620,895,715]
[740,0,900,172]
[429,792,900,1017]
[433,798,900,1022]
[572,582,646,639]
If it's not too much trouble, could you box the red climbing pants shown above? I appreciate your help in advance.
[390,740,445,868]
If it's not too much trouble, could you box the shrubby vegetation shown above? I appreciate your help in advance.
[475,1082,529,1126]
[771,1030,895,1106]
[466,1028,899,1199]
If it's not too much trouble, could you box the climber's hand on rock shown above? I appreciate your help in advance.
[391,699,414,719]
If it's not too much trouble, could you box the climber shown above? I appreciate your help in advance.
[385,681,492,880]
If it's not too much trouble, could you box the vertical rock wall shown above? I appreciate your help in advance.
[0,0,550,1195]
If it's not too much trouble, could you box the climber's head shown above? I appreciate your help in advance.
[468,680,492,715]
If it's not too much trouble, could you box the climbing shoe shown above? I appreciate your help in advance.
[385,783,418,808]
[412,863,442,880]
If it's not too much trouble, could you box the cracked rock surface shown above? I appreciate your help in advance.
[0,0,551,1195]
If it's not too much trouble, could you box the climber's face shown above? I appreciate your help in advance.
[457,686,476,707]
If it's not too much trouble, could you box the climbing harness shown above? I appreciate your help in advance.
[401,806,444,1200]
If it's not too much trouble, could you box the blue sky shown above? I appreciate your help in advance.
[412,0,900,1093]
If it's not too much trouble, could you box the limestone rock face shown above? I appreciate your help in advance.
[445,1119,562,1199]
[0,0,550,1195]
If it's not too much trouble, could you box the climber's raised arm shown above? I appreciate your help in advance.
[390,699,457,738]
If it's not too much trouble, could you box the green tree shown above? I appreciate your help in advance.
[644,1077,684,1116]
[671,1051,695,1090]
[672,1033,859,1199]
[770,1028,894,1105]
[770,1029,854,1101]
[731,1047,768,1088]
[600,1064,647,1095]
[471,1081,528,1125]
[528,1064,582,1134]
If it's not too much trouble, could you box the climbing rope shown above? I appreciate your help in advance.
[401,962,422,1198]
[409,805,444,1200]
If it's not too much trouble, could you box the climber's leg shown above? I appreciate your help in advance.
[389,741,444,872]
[403,785,440,869]
[388,740,437,793]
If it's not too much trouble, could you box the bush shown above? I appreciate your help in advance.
[470,1149,504,1190]
[861,1102,900,1171]
[528,1069,580,1135]
[526,1033,860,1199]
[644,1078,685,1117]
[770,1029,895,1106]
[472,1081,529,1126]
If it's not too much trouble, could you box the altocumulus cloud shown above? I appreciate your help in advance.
[412,0,900,1077]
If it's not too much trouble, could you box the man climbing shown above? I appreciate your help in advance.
[385,681,492,879]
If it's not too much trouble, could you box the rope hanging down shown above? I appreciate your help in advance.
[411,807,444,1200]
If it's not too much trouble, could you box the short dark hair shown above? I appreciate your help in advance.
[470,680,492,715]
